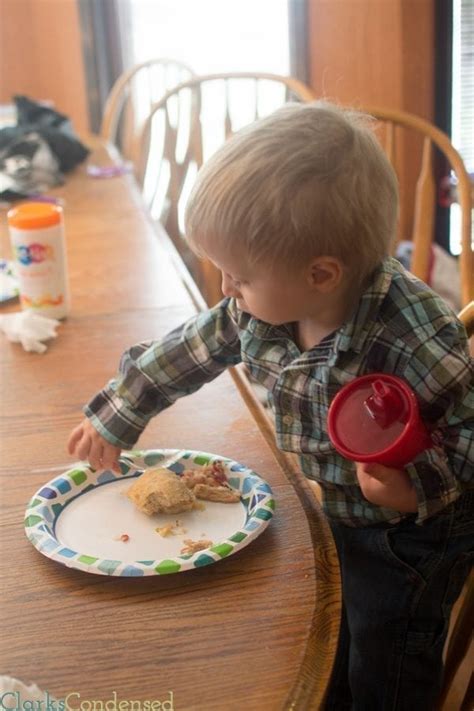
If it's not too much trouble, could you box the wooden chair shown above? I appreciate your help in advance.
[435,302,474,710]
[438,570,474,710]
[136,72,316,302]
[100,58,195,171]
[362,106,473,308]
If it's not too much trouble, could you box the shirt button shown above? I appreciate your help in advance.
[283,414,293,425]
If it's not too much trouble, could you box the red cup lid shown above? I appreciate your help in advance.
[328,374,417,458]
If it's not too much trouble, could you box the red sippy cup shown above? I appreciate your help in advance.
[327,373,433,468]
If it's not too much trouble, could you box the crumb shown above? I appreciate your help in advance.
[114,533,130,542]
[155,521,188,537]
[180,538,213,555]
[155,524,175,538]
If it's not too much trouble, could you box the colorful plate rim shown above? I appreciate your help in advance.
[24,448,275,577]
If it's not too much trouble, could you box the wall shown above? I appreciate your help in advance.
[0,0,89,133]
[307,0,435,240]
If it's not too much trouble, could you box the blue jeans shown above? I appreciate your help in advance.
[324,490,474,711]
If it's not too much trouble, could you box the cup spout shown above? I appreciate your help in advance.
[364,380,405,429]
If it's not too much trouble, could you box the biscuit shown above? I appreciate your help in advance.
[126,468,196,515]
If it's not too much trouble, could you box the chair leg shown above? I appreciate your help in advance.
[437,571,474,709]
[461,672,474,711]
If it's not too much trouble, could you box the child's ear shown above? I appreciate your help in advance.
[306,257,344,292]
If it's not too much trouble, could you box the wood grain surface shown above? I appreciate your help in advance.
[0,139,341,710]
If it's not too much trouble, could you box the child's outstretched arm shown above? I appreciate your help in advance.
[355,462,418,512]
[66,298,243,469]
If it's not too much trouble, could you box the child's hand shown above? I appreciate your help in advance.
[355,462,418,513]
[67,418,122,473]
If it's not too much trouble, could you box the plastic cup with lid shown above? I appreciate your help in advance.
[327,373,433,468]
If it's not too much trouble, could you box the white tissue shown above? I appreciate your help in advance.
[0,675,53,703]
[0,311,60,353]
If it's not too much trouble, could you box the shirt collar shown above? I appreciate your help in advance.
[241,311,294,341]
[234,257,397,353]
[335,257,396,354]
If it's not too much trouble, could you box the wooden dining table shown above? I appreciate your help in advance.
[0,138,341,711]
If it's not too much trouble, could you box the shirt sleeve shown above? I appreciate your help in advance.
[84,298,243,448]
[402,320,474,523]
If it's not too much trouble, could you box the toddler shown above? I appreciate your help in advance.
[68,102,473,710]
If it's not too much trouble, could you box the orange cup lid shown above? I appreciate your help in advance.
[7,202,63,229]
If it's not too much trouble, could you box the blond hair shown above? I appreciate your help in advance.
[185,101,398,283]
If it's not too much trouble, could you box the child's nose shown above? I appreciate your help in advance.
[221,273,241,298]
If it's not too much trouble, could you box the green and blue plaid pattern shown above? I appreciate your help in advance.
[85,258,473,526]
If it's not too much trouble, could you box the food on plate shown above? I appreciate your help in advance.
[182,461,240,503]
[155,520,187,537]
[127,461,240,516]
[193,483,241,503]
[113,533,130,542]
[126,468,196,515]
[180,538,213,555]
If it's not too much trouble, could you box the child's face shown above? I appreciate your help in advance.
[207,247,314,325]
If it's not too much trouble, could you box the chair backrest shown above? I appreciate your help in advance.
[361,106,473,308]
[137,72,316,303]
[100,58,195,170]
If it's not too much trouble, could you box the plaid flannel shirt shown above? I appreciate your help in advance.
[85,257,473,527]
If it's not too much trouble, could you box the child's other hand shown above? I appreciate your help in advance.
[355,462,418,513]
[67,418,122,473]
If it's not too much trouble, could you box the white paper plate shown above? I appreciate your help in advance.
[24,449,275,576]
